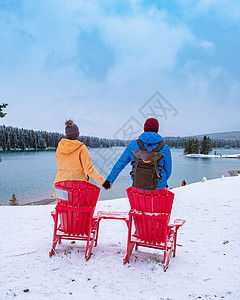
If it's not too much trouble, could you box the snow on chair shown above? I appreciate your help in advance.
[49,181,100,260]
[124,187,185,271]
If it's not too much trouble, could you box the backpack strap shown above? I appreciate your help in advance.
[152,140,165,152]
[137,139,147,151]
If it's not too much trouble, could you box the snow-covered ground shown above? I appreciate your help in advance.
[185,153,240,158]
[1,176,240,300]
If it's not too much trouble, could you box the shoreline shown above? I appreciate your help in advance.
[21,198,57,206]
[6,173,238,206]
[185,153,240,158]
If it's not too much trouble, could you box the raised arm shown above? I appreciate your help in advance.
[80,145,105,185]
[107,146,132,183]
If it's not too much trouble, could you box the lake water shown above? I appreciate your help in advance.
[0,148,240,205]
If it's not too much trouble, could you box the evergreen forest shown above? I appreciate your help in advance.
[0,125,239,151]
[0,125,128,151]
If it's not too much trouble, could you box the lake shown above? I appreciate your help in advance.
[0,148,240,205]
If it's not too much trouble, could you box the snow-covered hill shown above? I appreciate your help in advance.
[1,176,240,299]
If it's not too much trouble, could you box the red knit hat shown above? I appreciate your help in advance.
[144,118,159,133]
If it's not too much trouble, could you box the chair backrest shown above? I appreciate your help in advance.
[55,181,100,235]
[126,187,175,244]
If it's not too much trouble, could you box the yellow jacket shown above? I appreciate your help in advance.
[53,139,105,195]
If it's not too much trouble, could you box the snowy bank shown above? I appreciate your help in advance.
[1,176,240,300]
[185,153,240,159]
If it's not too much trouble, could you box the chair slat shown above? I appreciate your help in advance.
[152,218,157,244]
[165,194,174,213]
[77,211,83,235]
[159,194,167,213]
[157,219,164,244]
[133,193,143,239]
[152,195,159,213]
[145,194,153,243]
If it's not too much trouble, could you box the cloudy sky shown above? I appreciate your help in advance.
[0,0,240,138]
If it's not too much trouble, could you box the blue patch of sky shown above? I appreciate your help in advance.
[0,1,38,71]
[98,0,133,16]
[142,0,180,13]
[0,0,23,12]
[185,17,240,79]
[0,28,35,73]
[0,0,30,20]
[142,1,240,79]
[76,28,116,81]
[141,0,184,23]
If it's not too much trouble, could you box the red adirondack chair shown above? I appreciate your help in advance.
[49,181,100,260]
[124,187,185,271]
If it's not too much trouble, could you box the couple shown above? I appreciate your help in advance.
[53,118,172,195]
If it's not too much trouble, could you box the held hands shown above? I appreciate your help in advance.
[102,180,112,190]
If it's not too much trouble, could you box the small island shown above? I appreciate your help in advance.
[183,135,240,158]
[185,153,240,158]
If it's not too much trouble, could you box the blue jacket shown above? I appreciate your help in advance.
[107,132,172,189]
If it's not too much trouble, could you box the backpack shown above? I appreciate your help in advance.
[130,139,165,190]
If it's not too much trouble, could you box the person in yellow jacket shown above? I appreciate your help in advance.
[53,119,111,196]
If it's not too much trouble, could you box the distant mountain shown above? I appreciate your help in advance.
[192,131,240,140]
[164,131,240,149]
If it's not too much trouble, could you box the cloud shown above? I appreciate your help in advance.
[0,0,239,137]
[200,40,215,55]
[76,28,116,80]
[189,0,240,24]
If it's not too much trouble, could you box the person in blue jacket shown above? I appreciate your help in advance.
[106,118,172,189]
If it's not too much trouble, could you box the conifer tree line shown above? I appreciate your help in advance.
[0,125,128,151]
[1,125,239,151]
[164,136,240,149]
[184,136,212,154]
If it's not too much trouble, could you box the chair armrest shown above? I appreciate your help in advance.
[95,211,129,221]
[173,219,186,227]
[168,219,186,229]
[92,216,101,222]
[51,210,56,217]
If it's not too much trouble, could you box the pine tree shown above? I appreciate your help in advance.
[206,137,212,154]
[200,136,207,154]
[192,138,200,154]
[184,138,194,154]
[200,136,212,154]
[12,132,18,150]
[9,194,19,206]
[0,104,8,162]
[6,132,11,151]
[0,103,8,118]
[38,137,47,149]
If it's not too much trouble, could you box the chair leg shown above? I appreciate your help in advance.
[85,241,92,261]
[163,242,174,271]
[49,237,58,257]
[173,231,177,257]
[123,242,135,264]
[49,212,59,257]
[163,242,167,264]
[85,219,98,260]
[123,216,134,264]
[94,219,101,247]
